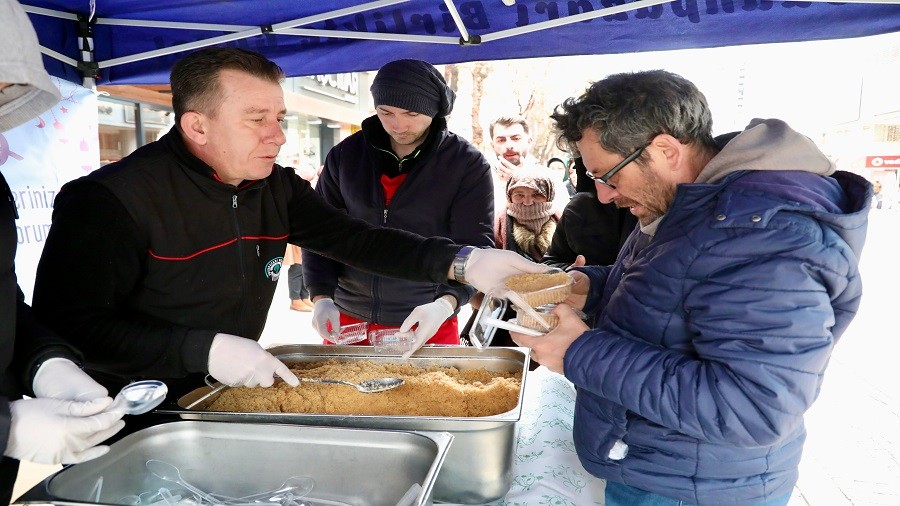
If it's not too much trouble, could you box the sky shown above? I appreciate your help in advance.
[449,30,899,143]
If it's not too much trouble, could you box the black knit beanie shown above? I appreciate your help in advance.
[370,59,455,118]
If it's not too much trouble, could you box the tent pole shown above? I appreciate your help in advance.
[77,15,98,89]
[279,28,458,44]
[97,29,264,70]
[481,0,671,43]
[442,0,473,44]
[20,5,83,82]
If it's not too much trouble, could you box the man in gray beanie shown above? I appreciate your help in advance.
[0,1,125,500]
[305,59,494,356]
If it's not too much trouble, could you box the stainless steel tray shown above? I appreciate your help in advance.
[157,345,531,504]
[17,421,452,506]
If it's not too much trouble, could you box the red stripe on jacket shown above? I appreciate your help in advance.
[149,234,289,261]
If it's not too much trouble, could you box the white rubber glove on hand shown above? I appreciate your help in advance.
[207,334,300,388]
[462,248,550,294]
[399,298,455,359]
[311,298,341,341]
[4,397,125,465]
[32,357,108,401]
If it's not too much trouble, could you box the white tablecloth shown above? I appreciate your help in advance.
[447,366,606,505]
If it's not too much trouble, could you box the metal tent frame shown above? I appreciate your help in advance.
[20,0,900,86]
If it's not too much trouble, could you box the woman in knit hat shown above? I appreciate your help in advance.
[466,169,559,362]
[495,169,560,262]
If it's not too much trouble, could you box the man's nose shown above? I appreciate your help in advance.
[392,119,408,133]
[595,182,617,204]
[269,121,287,145]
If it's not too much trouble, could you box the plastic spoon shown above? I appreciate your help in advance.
[480,316,545,336]
[503,290,554,331]
[107,380,168,415]
[297,377,404,393]
[230,476,315,502]
[145,459,218,504]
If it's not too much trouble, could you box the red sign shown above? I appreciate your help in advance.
[867,155,900,168]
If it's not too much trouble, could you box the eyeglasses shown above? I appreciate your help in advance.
[584,145,647,189]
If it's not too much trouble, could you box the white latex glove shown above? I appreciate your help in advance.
[462,248,550,294]
[311,298,341,341]
[32,357,108,401]
[207,334,300,388]
[399,298,455,359]
[4,397,125,465]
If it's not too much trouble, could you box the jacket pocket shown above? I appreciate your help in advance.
[574,393,629,464]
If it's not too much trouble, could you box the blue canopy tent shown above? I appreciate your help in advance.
[19,0,900,86]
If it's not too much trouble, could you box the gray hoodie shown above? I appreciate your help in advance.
[0,0,61,132]
[698,118,835,184]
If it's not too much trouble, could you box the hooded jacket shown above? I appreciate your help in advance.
[568,119,870,504]
[542,192,637,270]
[303,115,493,324]
[543,157,638,269]
[0,0,81,500]
[31,129,461,397]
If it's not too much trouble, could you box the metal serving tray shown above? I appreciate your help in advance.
[17,421,452,506]
[156,345,531,504]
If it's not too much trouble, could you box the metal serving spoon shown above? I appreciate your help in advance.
[298,376,404,393]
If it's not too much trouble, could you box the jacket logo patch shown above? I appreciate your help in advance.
[265,256,284,282]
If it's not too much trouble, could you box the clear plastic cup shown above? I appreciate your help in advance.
[516,304,559,331]
[503,272,573,307]
[368,328,416,355]
[330,322,368,345]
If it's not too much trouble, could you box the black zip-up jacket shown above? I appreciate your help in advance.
[542,192,638,270]
[303,116,493,324]
[31,130,460,396]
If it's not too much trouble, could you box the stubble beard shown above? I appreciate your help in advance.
[613,171,677,226]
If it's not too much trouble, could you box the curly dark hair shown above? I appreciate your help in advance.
[550,70,716,159]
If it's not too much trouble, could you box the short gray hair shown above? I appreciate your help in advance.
[170,47,284,127]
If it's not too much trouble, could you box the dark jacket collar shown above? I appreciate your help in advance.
[162,128,263,190]
[362,115,446,178]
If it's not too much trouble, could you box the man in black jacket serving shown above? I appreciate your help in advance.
[32,47,543,399]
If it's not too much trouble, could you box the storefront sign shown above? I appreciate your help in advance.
[866,155,900,168]
[302,73,359,104]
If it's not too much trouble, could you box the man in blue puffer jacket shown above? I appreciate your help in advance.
[511,70,870,505]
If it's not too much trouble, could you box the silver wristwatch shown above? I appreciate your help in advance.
[452,246,476,284]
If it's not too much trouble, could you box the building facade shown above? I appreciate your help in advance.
[96,72,374,170]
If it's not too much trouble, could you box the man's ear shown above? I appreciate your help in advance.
[650,134,685,173]
[179,111,208,145]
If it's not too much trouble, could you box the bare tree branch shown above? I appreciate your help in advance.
[444,64,459,93]
[471,62,490,148]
